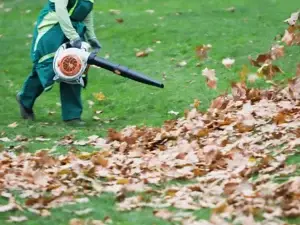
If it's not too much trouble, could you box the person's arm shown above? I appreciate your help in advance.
[84,11,96,40]
[53,0,80,41]
[84,11,102,53]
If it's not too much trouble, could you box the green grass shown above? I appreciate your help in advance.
[0,0,299,224]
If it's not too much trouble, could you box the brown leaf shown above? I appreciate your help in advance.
[153,209,173,220]
[91,154,108,167]
[69,218,84,225]
[33,170,50,187]
[273,112,287,124]
[195,44,212,60]
[257,63,283,80]
[270,44,285,60]
[282,30,294,46]
[248,53,272,67]
[136,51,148,57]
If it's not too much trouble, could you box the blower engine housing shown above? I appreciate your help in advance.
[53,42,91,86]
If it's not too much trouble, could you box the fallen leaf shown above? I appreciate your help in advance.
[8,122,18,128]
[168,110,179,116]
[222,58,235,68]
[116,18,124,23]
[0,137,11,142]
[225,6,236,12]
[74,208,93,216]
[0,203,15,212]
[136,51,148,57]
[202,68,217,89]
[247,73,259,83]
[270,44,285,60]
[284,11,299,25]
[281,30,294,46]
[195,44,212,60]
[7,216,28,223]
[35,137,51,142]
[145,9,155,14]
[109,9,121,15]
[69,218,84,225]
[177,60,187,67]
[153,209,173,220]
[93,92,106,101]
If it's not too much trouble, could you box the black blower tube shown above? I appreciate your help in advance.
[87,53,164,89]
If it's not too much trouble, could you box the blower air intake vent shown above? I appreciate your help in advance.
[58,55,82,77]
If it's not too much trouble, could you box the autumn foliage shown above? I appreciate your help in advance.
[0,10,299,225]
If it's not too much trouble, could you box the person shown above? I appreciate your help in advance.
[16,0,101,125]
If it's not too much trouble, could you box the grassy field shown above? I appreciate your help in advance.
[0,0,299,224]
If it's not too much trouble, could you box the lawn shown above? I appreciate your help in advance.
[0,0,299,224]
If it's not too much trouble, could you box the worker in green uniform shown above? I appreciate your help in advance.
[16,0,101,125]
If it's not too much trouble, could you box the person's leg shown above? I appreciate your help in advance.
[17,67,44,119]
[60,82,83,121]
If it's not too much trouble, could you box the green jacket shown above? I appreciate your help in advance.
[31,0,95,63]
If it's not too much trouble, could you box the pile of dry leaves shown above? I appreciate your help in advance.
[0,10,299,225]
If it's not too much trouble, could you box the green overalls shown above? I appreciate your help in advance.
[19,0,94,121]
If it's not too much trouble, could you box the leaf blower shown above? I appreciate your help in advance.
[53,42,164,88]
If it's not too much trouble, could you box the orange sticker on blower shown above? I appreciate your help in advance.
[58,55,82,77]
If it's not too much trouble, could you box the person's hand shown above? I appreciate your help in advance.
[88,38,102,54]
[70,37,82,49]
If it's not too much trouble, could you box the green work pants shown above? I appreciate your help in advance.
[19,61,82,121]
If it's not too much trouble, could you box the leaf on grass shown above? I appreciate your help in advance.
[0,203,15,212]
[195,44,212,60]
[93,92,106,101]
[247,73,259,83]
[168,110,179,116]
[136,51,148,57]
[69,218,84,225]
[284,11,299,26]
[116,18,124,23]
[225,7,236,12]
[202,68,217,89]
[74,208,93,216]
[270,44,285,60]
[281,30,294,46]
[0,137,11,142]
[7,216,28,223]
[145,9,155,14]
[257,63,283,80]
[177,60,187,67]
[109,9,121,15]
[153,209,173,220]
[222,58,235,68]
[35,137,51,142]
[75,198,89,203]
[8,122,18,128]
[33,170,50,187]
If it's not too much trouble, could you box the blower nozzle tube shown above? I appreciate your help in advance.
[87,54,164,89]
